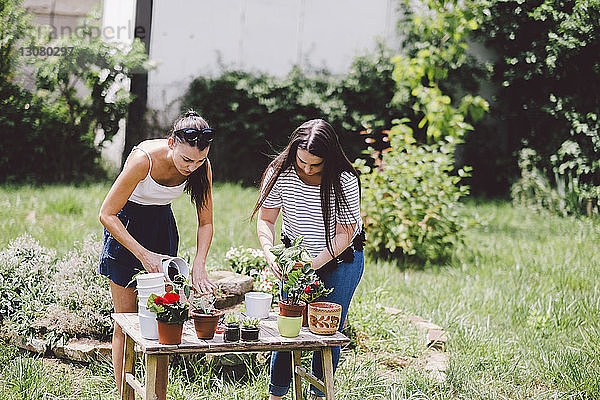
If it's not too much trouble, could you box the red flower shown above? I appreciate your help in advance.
[304,285,311,294]
[313,281,320,287]
[163,292,180,304]
[154,296,167,305]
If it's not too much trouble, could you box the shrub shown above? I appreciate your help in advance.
[0,234,112,343]
[356,122,470,262]
[469,0,600,200]
[0,2,149,184]
[182,46,400,185]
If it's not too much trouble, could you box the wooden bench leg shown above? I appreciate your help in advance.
[292,350,303,400]
[146,354,158,400]
[321,348,335,400]
[121,334,135,400]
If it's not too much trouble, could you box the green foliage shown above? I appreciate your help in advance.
[511,148,570,216]
[224,313,239,325]
[356,122,471,262]
[0,234,112,343]
[269,236,312,276]
[395,0,488,145]
[356,1,484,262]
[182,46,401,185]
[0,3,149,183]
[0,0,34,77]
[471,0,600,203]
[224,246,267,276]
[147,292,189,325]
[241,318,260,328]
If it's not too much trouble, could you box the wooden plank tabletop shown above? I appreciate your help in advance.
[113,313,350,355]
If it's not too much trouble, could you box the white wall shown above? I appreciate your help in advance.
[146,0,398,117]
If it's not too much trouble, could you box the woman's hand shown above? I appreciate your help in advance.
[192,265,216,295]
[140,251,168,274]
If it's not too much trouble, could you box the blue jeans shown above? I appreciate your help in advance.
[269,250,364,397]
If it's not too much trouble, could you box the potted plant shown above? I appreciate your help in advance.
[271,236,316,337]
[240,318,260,341]
[299,276,333,326]
[146,291,189,345]
[223,313,240,342]
[190,291,224,340]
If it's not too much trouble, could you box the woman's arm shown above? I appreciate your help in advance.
[99,151,166,273]
[311,222,357,270]
[257,206,281,278]
[191,160,216,294]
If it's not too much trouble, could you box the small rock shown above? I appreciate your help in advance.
[16,337,47,355]
[52,338,111,363]
[211,271,254,296]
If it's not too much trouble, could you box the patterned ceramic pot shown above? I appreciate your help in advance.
[308,302,342,335]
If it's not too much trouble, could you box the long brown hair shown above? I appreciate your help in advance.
[252,119,360,257]
[169,110,212,209]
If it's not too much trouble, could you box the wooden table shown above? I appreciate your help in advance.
[113,313,350,400]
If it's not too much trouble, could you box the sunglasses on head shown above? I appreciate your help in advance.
[173,127,215,145]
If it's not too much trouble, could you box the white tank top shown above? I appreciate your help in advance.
[128,147,186,206]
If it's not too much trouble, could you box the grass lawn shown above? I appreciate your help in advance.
[0,184,598,399]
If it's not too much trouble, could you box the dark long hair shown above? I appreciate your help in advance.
[169,110,212,209]
[252,119,360,257]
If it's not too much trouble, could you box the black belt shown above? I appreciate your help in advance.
[281,229,365,271]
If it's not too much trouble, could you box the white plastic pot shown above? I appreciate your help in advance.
[244,292,273,319]
[139,314,158,340]
[138,303,154,318]
[136,273,165,288]
[136,283,166,298]
[161,257,189,283]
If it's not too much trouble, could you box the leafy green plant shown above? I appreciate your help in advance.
[224,247,268,276]
[0,2,149,183]
[241,318,260,329]
[224,313,239,326]
[269,236,312,277]
[356,121,471,262]
[300,277,333,304]
[147,292,189,325]
[191,292,218,315]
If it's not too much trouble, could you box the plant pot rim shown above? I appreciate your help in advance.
[278,300,307,307]
[308,301,341,310]
[191,310,224,318]
[241,326,259,331]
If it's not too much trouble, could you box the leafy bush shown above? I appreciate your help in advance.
[356,122,470,262]
[0,2,149,183]
[0,234,112,343]
[182,46,401,185]
[355,0,484,262]
[469,0,600,201]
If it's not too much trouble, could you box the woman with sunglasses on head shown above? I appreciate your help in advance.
[99,110,216,400]
[253,119,364,400]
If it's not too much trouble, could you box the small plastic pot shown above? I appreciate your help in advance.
[240,326,259,341]
[277,315,302,338]
[244,292,273,319]
[223,323,240,342]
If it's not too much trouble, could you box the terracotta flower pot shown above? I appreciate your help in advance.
[157,321,184,345]
[278,300,306,317]
[191,310,224,340]
[308,302,342,335]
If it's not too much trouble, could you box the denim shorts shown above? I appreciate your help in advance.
[99,201,179,288]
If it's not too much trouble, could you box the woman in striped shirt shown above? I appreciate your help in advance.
[253,119,365,400]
